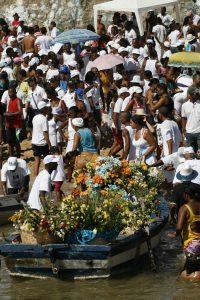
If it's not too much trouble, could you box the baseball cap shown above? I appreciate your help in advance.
[70,70,80,78]
[7,157,18,171]
[44,155,59,165]
[183,147,195,155]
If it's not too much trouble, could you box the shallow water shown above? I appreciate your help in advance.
[0,225,200,300]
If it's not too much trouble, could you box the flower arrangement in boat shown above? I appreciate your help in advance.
[10,157,164,243]
[10,202,66,240]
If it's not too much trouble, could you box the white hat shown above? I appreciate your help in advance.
[135,108,147,116]
[134,87,143,94]
[38,49,49,56]
[112,43,120,50]
[129,86,138,96]
[176,163,198,182]
[99,50,107,56]
[68,60,77,68]
[113,72,122,81]
[44,155,59,165]
[132,49,140,55]
[131,75,142,84]
[164,41,170,48]
[70,70,80,78]
[52,107,62,115]
[186,34,196,42]
[7,157,18,171]
[118,47,128,54]
[38,101,48,110]
[146,39,154,44]
[72,117,84,127]
[85,41,93,47]
[183,147,195,155]
[118,87,130,96]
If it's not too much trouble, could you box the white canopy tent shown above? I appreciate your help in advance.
[93,0,179,36]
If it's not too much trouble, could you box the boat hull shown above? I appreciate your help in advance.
[0,216,168,280]
[0,195,23,226]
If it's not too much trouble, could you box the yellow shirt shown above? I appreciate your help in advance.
[182,204,200,248]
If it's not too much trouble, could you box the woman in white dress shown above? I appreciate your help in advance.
[121,111,135,161]
[130,115,157,165]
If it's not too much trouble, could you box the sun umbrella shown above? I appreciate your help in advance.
[168,52,200,68]
[88,54,124,71]
[54,29,100,44]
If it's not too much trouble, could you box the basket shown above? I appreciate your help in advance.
[20,230,61,245]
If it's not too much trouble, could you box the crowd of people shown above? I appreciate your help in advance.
[0,3,200,280]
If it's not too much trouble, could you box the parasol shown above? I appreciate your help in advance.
[88,54,124,71]
[54,29,100,44]
[168,52,200,68]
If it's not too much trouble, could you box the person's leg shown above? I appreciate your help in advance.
[186,133,197,153]
[34,156,40,176]
[109,143,123,156]
[196,132,200,153]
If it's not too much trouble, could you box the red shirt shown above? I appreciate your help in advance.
[11,20,20,27]
[6,98,22,128]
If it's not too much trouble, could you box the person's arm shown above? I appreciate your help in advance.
[124,99,134,112]
[148,159,164,168]
[182,117,187,136]
[142,129,157,161]
[149,96,166,112]
[19,175,29,196]
[122,129,130,160]
[168,205,188,237]
[113,112,120,132]
[1,181,7,195]
[43,131,51,148]
[39,190,47,207]
[72,132,81,151]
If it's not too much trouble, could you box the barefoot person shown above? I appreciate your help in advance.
[169,181,200,281]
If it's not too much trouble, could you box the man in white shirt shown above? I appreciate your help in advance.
[158,106,182,157]
[158,7,173,27]
[35,27,52,51]
[62,81,77,110]
[49,21,59,39]
[26,77,47,128]
[27,155,59,210]
[152,17,166,61]
[110,88,130,156]
[1,157,30,195]
[32,101,51,176]
[182,87,200,153]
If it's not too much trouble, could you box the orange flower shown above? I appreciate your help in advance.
[122,167,131,176]
[71,188,81,197]
[93,175,104,185]
[80,190,89,196]
[76,173,86,185]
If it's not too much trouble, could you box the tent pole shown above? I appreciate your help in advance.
[135,10,144,36]
[94,7,98,32]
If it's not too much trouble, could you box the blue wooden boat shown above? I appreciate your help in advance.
[0,199,169,280]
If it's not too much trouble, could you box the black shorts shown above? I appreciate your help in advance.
[32,144,49,157]
[184,253,200,274]
[6,128,20,145]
